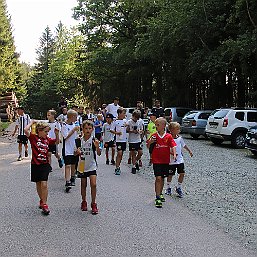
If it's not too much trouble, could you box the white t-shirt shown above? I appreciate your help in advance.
[48,120,61,139]
[80,136,97,172]
[61,122,77,156]
[170,136,186,165]
[16,114,31,135]
[103,122,115,143]
[110,119,127,142]
[127,118,143,143]
[106,103,120,118]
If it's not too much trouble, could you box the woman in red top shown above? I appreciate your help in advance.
[147,117,176,208]
[25,121,58,215]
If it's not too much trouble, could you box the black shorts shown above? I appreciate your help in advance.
[95,133,102,141]
[104,140,115,148]
[17,135,28,144]
[48,144,57,154]
[129,142,142,151]
[63,155,77,165]
[153,164,170,178]
[77,170,97,178]
[169,163,185,175]
[31,163,51,182]
[116,142,126,152]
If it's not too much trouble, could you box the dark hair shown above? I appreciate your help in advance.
[132,110,141,119]
[114,97,119,101]
[82,120,94,128]
[16,106,24,110]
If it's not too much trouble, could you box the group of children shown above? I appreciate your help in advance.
[12,105,193,215]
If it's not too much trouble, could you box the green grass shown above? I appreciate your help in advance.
[0,121,10,132]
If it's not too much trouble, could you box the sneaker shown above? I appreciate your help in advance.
[70,176,76,186]
[165,187,172,195]
[91,203,99,215]
[111,159,115,165]
[58,158,64,168]
[139,159,142,167]
[115,167,121,175]
[17,155,22,161]
[135,162,139,170]
[159,194,166,202]
[155,198,162,208]
[127,158,131,164]
[106,159,110,165]
[41,204,50,215]
[65,181,72,192]
[81,200,87,211]
[39,200,43,209]
[25,151,28,157]
[176,187,184,198]
[131,167,136,174]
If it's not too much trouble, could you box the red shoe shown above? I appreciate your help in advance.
[139,159,142,167]
[41,204,50,215]
[127,158,131,164]
[81,200,87,211]
[39,200,43,209]
[91,203,98,215]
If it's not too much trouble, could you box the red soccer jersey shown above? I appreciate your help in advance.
[29,134,56,165]
[151,132,176,164]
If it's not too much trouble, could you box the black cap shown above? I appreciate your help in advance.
[149,112,157,116]
[106,113,114,119]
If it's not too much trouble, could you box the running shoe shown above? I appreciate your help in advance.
[111,159,115,165]
[135,162,140,170]
[176,187,184,198]
[91,203,99,215]
[165,187,172,195]
[127,158,131,164]
[81,200,87,211]
[139,159,142,167]
[131,167,136,174]
[17,155,22,161]
[70,176,76,186]
[159,194,166,202]
[39,200,43,209]
[65,181,72,192]
[25,151,28,157]
[106,159,110,165]
[155,199,162,208]
[58,158,64,168]
[41,204,50,215]
[115,167,121,175]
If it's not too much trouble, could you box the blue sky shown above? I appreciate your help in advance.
[6,0,79,65]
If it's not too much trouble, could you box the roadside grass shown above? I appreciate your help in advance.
[0,121,10,132]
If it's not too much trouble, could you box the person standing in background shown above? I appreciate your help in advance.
[106,97,120,119]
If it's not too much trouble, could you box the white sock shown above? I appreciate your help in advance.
[177,182,182,189]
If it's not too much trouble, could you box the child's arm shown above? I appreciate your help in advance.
[62,125,79,140]
[146,135,156,149]
[12,124,19,137]
[54,128,60,144]
[24,120,36,138]
[93,139,102,156]
[184,145,193,157]
[171,146,177,161]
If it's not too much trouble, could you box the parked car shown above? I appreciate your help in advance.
[164,107,193,124]
[205,107,257,148]
[245,125,257,156]
[182,110,213,139]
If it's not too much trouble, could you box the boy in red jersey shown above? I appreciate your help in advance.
[147,117,176,208]
[24,121,58,215]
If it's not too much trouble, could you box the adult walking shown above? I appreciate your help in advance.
[106,97,120,118]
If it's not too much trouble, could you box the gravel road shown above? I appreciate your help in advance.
[0,124,256,257]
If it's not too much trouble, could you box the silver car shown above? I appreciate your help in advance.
[182,110,213,139]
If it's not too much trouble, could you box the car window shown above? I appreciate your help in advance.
[213,110,229,119]
[184,112,197,119]
[235,112,244,121]
[198,112,211,120]
[247,112,257,122]
[129,108,134,114]
[176,108,192,117]
[164,109,171,116]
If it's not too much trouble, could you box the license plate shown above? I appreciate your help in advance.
[210,124,217,128]
[250,138,257,145]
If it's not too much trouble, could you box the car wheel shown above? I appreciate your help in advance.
[251,150,257,156]
[210,138,223,145]
[231,132,246,149]
[190,134,200,139]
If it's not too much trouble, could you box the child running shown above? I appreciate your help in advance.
[147,117,177,208]
[110,107,127,175]
[146,113,157,165]
[127,110,144,174]
[47,109,63,169]
[165,122,193,198]
[102,113,116,165]
[61,109,80,192]
[12,107,31,161]
[24,120,58,215]
[94,113,104,144]
[75,120,101,214]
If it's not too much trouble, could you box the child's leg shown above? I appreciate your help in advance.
[36,182,42,200]
[131,150,136,166]
[111,147,115,161]
[105,147,109,160]
[71,164,76,177]
[48,152,52,166]
[40,181,48,204]
[18,143,22,156]
[65,165,71,181]
[24,143,28,153]
[81,178,87,201]
[136,149,143,162]
[89,175,97,203]
[116,150,123,168]
[155,176,163,197]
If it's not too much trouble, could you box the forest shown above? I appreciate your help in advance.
[0,0,257,118]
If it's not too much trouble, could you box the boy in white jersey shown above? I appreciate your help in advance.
[166,122,193,198]
[127,110,144,174]
[12,107,31,161]
[46,110,63,169]
[61,109,80,192]
[102,113,115,165]
[75,120,101,214]
[110,107,127,175]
